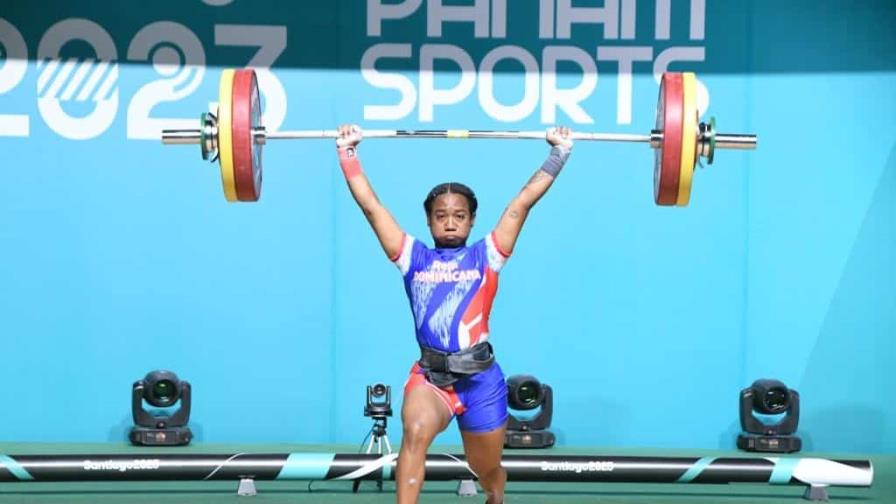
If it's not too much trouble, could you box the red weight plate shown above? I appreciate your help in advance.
[248,71,263,200]
[232,69,262,202]
[654,72,684,206]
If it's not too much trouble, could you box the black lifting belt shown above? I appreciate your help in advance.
[418,342,495,387]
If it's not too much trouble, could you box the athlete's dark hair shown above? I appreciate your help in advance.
[423,182,478,216]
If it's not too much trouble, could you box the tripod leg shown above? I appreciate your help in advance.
[375,436,384,490]
[355,427,377,493]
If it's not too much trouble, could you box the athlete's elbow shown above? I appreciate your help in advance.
[511,195,537,214]
[521,187,550,209]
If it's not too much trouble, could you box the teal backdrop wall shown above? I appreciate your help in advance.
[0,0,893,452]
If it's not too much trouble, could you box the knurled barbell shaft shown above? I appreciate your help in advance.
[265,129,653,142]
[162,128,757,150]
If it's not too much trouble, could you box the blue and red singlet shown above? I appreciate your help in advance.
[393,232,510,432]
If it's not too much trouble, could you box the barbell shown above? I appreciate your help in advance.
[161,69,757,206]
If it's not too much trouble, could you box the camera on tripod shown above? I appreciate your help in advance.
[364,383,392,420]
[362,383,392,455]
[353,383,394,494]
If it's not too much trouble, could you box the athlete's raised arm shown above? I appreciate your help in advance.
[335,124,405,260]
[492,126,574,254]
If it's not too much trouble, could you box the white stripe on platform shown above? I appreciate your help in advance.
[334,454,398,480]
[769,458,873,486]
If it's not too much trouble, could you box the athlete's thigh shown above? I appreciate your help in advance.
[455,363,508,433]
[402,375,453,435]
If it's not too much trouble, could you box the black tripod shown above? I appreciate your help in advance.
[365,416,393,455]
[353,384,394,493]
[352,415,393,492]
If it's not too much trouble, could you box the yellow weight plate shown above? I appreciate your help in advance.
[218,69,238,202]
[677,72,698,206]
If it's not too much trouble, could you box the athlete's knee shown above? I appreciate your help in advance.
[471,459,505,482]
[402,417,438,450]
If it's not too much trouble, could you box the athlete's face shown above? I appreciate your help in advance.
[427,193,475,248]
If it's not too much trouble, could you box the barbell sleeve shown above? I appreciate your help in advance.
[712,133,757,150]
[162,129,204,145]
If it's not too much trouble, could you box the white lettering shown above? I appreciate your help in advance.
[690,0,706,40]
[540,460,616,473]
[419,44,476,122]
[413,267,482,283]
[538,0,555,39]
[83,459,162,472]
[367,0,424,37]
[491,0,507,38]
[479,46,540,122]
[541,46,597,124]
[597,46,652,124]
[620,0,636,39]
[0,17,29,137]
[556,0,619,40]
[656,0,706,40]
[37,18,118,140]
[427,0,490,38]
[362,44,418,121]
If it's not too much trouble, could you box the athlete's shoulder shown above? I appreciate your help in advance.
[394,234,430,274]
[483,232,510,271]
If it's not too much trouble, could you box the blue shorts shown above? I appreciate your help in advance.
[405,361,508,433]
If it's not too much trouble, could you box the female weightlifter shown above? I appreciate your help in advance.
[335,124,573,504]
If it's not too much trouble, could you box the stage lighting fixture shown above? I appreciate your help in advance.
[737,378,801,453]
[130,370,193,446]
[504,374,554,449]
